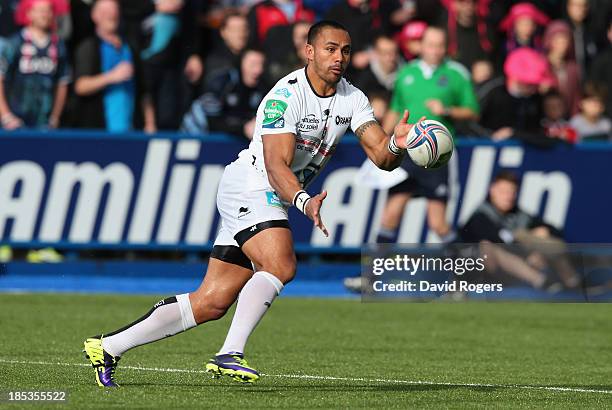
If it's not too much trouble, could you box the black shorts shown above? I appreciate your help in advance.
[388,159,449,201]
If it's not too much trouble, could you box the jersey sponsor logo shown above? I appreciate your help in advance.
[403,75,414,85]
[298,114,320,132]
[263,117,285,129]
[265,191,283,208]
[335,115,351,125]
[274,88,292,98]
[263,99,288,126]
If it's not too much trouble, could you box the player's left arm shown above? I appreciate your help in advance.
[355,110,421,171]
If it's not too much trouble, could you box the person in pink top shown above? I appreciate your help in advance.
[543,20,581,116]
[499,2,549,57]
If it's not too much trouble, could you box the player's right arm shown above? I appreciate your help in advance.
[262,134,328,236]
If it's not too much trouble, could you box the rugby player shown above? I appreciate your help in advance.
[83,20,423,387]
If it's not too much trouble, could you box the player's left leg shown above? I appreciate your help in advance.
[206,226,295,383]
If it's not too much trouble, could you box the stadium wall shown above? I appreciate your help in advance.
[0,130,609,250]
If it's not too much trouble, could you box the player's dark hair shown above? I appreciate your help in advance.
[307,20,349,45]
[492,170,520,186]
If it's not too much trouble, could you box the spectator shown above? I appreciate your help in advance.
[352,34,400,96]
[376,26,479,244]
[570,83,612,140]
[396,20,426,61]
[0,0,70,129]
[543,20,581,116]
[384,27,479,136]
[183,48,266,139]
[247,0,315,48]
[264,20,310,84]
[460,170,580,290]
[325,0,383,70]
[479,47,556,146]
[589,19,612,118]
[204,11,249,84]
[140,1,183,61]
[73,0,140,132]
[564,0,598,78]
[438,0,497,71]
[140,0,204,131]
[499,2,549,57]
[471,58,494,89]
[541,91,578,143]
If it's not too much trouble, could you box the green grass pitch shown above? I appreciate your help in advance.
[1,293,611,408]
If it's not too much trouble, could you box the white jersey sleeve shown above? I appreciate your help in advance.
[258,89,301,135]
[350,88,376,133]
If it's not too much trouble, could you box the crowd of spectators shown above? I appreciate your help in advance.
[0,0,611,142]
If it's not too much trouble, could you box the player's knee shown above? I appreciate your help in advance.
[191,294,232,324]
[203,303,228,322]
[261,255,296,284]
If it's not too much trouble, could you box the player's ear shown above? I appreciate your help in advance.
[305,43,314,61]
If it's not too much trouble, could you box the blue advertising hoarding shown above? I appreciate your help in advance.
[0,130,609,250]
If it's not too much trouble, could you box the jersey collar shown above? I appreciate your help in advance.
[303,66,336,99]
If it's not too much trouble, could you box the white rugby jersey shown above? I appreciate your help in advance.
[235,67,375,191]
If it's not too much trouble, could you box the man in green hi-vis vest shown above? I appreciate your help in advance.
[380,26,479,244]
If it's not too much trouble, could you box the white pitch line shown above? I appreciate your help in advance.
[1,358,611,395]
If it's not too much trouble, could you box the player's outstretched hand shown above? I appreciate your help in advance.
[392,110,426,149]
[305,190,329,237]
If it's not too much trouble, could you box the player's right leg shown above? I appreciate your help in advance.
[83,250,254,387]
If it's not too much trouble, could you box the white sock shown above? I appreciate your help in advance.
[102,293,197,357]
[218,271,283,355]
